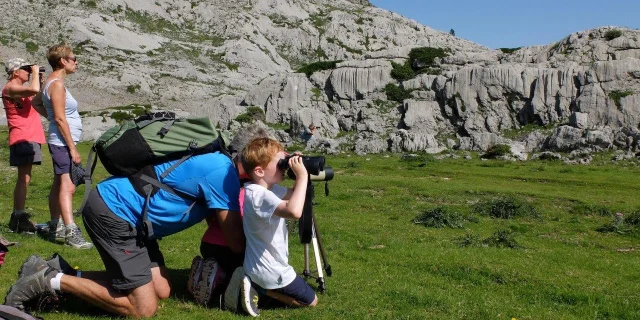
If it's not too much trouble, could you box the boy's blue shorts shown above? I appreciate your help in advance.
[268,275,316,305]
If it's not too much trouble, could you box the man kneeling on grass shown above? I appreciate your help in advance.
[2,127,264,318]
[225,137,318,317]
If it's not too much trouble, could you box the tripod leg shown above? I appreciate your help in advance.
[303,243,311,277]
[312,217,332,277]
[311,225,326,292]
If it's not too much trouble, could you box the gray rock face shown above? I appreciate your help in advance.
[329,60,393,100]
[1,0,639,157]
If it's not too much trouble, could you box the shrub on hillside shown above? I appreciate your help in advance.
[297,60,342,77]
[390,60,415,82]
[499,47,521,54]
[408,47,449,69]
[483,229,521,249]
[609,90,633,109]
[604,29,622,41]
[455,232,482,248]
[481,144,512,159]
[384,83,412,103]
[235,106,265,123]
[455,229,521,249]
[413,207,469,229]
[110,111,134,123]
[473,196,539,219]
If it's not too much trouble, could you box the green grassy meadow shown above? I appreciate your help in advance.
[1,125,640,319]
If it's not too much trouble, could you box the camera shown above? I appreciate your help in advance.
[277,155,334,181]
[20,65,46,73]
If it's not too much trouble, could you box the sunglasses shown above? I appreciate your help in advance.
[66,56,77,62]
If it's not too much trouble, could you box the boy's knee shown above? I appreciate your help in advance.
[307,295,318,307]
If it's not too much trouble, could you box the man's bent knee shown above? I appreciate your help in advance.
[133,303,157,318]
[129,282,159,318]
[155,285,171,300]
[151,267,171,300]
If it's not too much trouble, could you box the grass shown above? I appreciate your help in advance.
[1,127,640,318]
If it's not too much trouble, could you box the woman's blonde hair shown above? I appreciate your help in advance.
[241,137,284,175]
[46,44,73,70]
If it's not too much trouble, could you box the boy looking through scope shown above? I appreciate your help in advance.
[225,137,318,317]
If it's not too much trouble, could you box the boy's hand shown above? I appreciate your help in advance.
[289,155,308,178]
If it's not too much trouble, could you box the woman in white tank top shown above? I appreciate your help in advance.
[42,44,92,249]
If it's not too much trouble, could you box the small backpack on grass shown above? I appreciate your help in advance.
[80,111,232,239]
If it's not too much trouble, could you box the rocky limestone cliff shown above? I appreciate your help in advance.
[1,0,639,158]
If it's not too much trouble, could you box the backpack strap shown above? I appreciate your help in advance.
[135,166,199,241]
[160,153,192,179]
[77,145,99,215]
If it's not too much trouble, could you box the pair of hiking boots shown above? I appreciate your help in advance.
[45,221,93,250]
[9,213,92,250]
[8,212,37,234]
[4,253,77,312]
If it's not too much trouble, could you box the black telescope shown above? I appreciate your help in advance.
[277,155,333,179]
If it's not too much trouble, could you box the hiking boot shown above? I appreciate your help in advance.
[18,255,47,279]
[224,267,244,312]
[8,212,36,234]
[47,253,77,276]
[47,221,65,244]
[240,275,260,317]
[64,225,93,250]
[5,263,58,310]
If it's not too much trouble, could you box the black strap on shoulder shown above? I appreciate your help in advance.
[140,185,155,240]
[160,153,192,179]
[78,146,99,215]
[136,171,198,241]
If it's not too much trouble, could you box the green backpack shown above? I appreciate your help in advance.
[81,112,232,239]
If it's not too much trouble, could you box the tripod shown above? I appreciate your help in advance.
[295,178,332,292]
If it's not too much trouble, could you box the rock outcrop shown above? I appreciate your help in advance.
[1,0,639,159]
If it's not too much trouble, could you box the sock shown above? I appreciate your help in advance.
[13,209,25,216]
[50,272,64,291]
[65,222,77,229]
[51,218,60,228]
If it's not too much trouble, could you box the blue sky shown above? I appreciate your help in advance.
[369,0,639,49]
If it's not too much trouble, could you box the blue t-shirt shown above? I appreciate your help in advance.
[97,152,240,238]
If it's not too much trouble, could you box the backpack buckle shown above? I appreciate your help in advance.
[188,140,198,151]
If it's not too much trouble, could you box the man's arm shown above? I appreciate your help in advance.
[216,209,245,254]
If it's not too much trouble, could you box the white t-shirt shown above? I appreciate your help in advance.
[242,183,296,289]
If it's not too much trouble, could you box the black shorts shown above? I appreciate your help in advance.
[200,242,244,274]
[82,188,165,291]
[9,141,42,166]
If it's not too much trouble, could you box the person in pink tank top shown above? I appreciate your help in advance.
[2,57,47,235]
[200,126,271,273]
